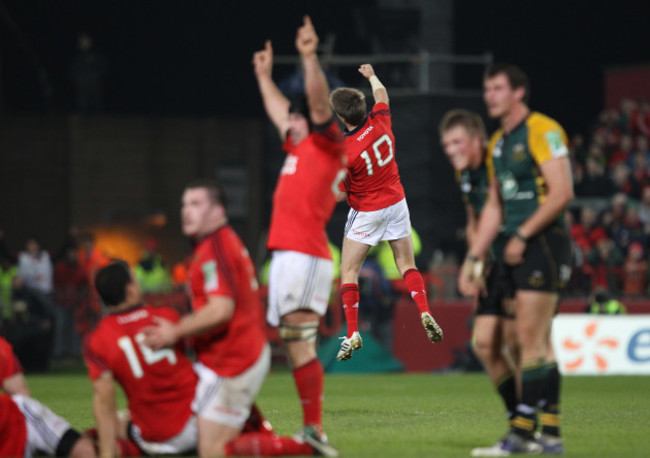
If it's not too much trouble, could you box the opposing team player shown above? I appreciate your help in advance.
[440,109,519,430]
[329,64,443,361]
[252,16,344,456]
[462,63,572,455]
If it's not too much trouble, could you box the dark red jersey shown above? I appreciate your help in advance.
[0,394,27,457]
[340,102,405,211]
[267,118,345,259]
[84,305,197,442]
[0,337,23,384]
[188,225,267,376]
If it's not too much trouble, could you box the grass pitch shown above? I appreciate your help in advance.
[28,368,648,457]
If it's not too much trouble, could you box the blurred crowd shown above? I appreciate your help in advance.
[0,229,182,371]
[566,98,650,297]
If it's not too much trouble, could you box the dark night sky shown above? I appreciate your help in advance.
[2,0,649,136]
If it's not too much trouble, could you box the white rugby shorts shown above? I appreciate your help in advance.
[129,414,197,455]
[344,198,412,246]
[192,344,270,428]
[12,394,73,457]
[267,250,334,326]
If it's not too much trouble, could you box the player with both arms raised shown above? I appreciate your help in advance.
[329,64,443,361]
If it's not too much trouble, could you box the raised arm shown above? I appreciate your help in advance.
[358,64,389,106]
[295,16,332,125]
[252,40,290,140]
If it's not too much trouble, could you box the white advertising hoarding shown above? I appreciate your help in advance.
[552,315,650,375]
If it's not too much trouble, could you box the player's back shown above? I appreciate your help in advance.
[342,102,404,211]
[84,305,197,442]
[268,121,345,259]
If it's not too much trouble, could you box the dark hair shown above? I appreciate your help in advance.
[95,260,131,307]
[329,87,367,126]
[184,178,228,210]
[439,109,487,140]
[484,63,530,104]
[288,95,310,121]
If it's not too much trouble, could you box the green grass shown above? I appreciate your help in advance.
[27,368,649,457]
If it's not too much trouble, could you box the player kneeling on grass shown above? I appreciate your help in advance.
[87,258,317,457]
[329,63,443,361]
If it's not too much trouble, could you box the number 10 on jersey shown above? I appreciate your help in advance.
[359,134,393,176]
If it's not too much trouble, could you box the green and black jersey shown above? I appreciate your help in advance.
[456,159,489,216]
[487,112,569,235]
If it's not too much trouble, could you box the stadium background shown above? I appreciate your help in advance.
[2,0,650,265]
[1,1,650,456]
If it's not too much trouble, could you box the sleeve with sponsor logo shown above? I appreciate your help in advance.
[202,240,235,299]
[528,114,569,164]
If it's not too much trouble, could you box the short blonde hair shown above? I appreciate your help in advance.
[438,109,487,140]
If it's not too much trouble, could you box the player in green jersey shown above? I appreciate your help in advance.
[462,64,572,456]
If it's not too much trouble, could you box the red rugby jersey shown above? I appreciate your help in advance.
[267,118,345,259]
[189,225,267,376]
[0,337,23,383]
[0,394,27,457]
[340,102,405,211]
[84,305,197,442]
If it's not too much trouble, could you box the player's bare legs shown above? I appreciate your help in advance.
[197,418,241,457]
[282,310,320,367]
[337,237,371,360]
[389,235,443,342]
[280,309,331,447]
[509,291,556,441]
[472,315,519,421]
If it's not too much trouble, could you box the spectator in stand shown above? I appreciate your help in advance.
[612,162,641,199]
[638,187,650,233]
[637,100,650,136]
[618,205,647,251]
[52,246,87,360]
[575,155,614,197]
[134,238,173,294]
[608,133,633,168]
[0,258,18,327]
[571,206,606,254]
[636,134,650,158]
[623,242,648,297]
[619,98,638,134]
[76,232,109,337]
[7,276,55,372]
[630,151,650,190]
[17,238,53,298]
[569,133,587,164]
[585,236,625,295]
